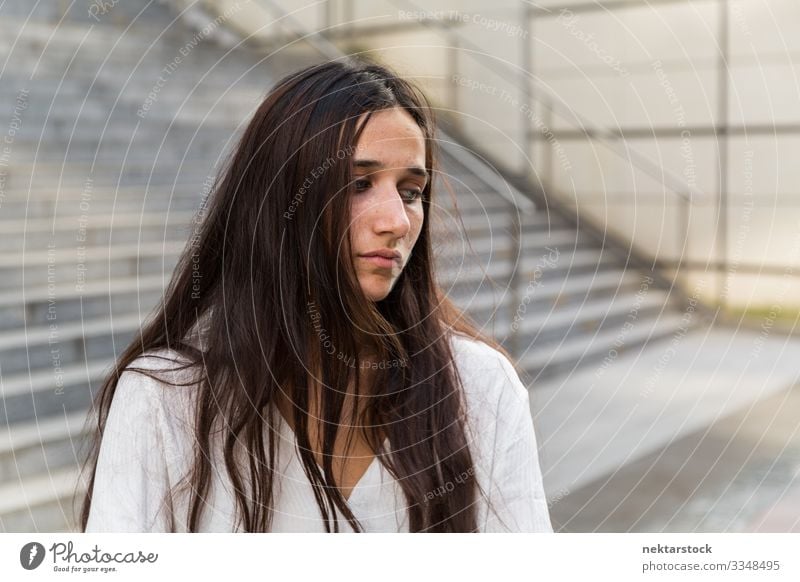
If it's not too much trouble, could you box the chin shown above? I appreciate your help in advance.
[359,277,395,302]
[362,287,392,302]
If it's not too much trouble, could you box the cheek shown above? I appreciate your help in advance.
[408,206,425,244]
[347,199,367,242]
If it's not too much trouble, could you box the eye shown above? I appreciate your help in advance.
[400,188,423,203]
[353,178,423,203]
[354,179,371,192]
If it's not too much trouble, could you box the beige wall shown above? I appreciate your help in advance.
[528,0,800,312]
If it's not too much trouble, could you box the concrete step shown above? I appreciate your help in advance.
[522,269,645,307]
[6,146,227,166]
[0,0,174,26]
[0,40,271,82]
[438,246,618,299]
[0,211,195,251]
[0,238,187,269]
[430,208,565,238]
[435,194,517,216]
[454,285,673,350]
[0,181,209,201]
[0,17,241,53]
[0,106,251,135]
[0,273,167,331]
[510,288,672,345]
[3,162,219,191]
[5,125,242,152]
[430,170,523,202]
[0,85,254,115]
[435,228,593,268]
[451,268,645,325]
[0,240,184,289]
[437,152,522,196]
[0,311,148,376]
[7,156,224,174]
[0,465,82,532]
[520,312,688,381]
[0,195,204,219]
[0,0,81,23]
[1,60,271,95]
[1,359,110,426]
[0,81,261,105]
[0,14,251,61]
[0,412,90,485]
[0,78,264,107]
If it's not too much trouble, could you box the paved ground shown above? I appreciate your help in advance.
[530,324,800,532]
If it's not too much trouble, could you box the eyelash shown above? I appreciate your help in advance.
[354,179,423,203]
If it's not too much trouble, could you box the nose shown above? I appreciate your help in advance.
[367,185,411,237]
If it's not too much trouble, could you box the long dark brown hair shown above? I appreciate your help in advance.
[78,56,512,532]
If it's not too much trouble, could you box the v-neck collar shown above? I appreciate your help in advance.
[273,407,389,504]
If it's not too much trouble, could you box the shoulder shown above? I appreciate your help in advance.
[110,348,202,428]
[448,332,530,424]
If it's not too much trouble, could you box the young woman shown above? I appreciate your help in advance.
[79,57,552,533]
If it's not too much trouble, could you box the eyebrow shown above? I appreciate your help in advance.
[353,158,429,183]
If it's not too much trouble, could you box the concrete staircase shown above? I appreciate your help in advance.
[0,0,696,532]
[0,0,283,532]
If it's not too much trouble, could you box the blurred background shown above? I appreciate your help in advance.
[1,0,799,533]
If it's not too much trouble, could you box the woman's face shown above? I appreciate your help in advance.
[347,107,427,302]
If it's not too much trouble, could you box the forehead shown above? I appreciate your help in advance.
[353,108,426,165]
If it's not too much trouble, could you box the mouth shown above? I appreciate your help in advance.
[358,249,402,269]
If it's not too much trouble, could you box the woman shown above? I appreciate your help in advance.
[79,57,552,533]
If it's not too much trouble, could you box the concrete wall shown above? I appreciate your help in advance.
[529,0,800,313]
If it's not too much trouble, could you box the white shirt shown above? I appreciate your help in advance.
[85,333,553,532]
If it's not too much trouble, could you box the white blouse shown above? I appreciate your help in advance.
[84,333,553,533]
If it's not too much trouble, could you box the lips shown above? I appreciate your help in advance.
[358,248,401,269]
[360,249,401,260]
